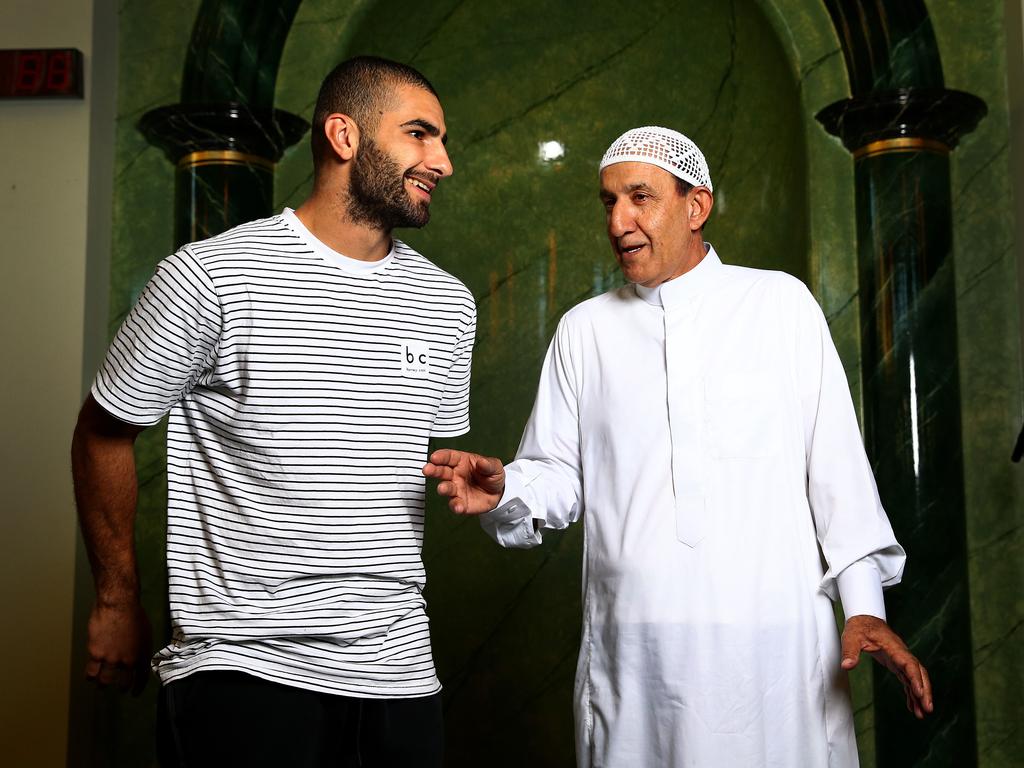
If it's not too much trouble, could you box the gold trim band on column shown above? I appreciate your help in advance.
[177,149,275,172]
[853,137,950,160]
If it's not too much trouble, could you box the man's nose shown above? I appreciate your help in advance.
[428,143,453,178]
[607,202,634,238]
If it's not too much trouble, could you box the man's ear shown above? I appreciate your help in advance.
[323,113,360,162]
[689,187,714,231]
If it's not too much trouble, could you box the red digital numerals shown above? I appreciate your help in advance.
[0,49,82,98]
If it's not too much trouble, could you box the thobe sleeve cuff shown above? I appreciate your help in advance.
[836,560,887,621]
[479,473,543,549]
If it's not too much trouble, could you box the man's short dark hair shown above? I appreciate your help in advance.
[311,56,438,169]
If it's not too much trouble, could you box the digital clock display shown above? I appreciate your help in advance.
[0,49,83,99]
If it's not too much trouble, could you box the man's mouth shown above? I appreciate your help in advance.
[406,175,435,200]
[619,243,646,256]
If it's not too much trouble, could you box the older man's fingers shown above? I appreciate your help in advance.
[422,462,452,479]
[905,688,921,720]
[428,448,467,468]
[919,664,934,713]
[840,630,864,670]
[905,659,933,716]
[892,654,933,719]
[472,455,504,478]
[897,651,927,699]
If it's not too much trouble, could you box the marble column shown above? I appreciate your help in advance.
[139,0,307,247]
[818,88,986,767]
[139,104,307,247]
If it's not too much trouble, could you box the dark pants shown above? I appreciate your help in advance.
[157,671,444,768]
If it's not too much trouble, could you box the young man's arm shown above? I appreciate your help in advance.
[71,393,151,693]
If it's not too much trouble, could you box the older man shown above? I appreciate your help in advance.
[424,127,931,767]
[73,56,474,767]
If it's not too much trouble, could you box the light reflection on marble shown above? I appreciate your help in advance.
[538,140,565,163]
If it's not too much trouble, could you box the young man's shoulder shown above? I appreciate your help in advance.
[184,214,297,260]
[391,238,475,307]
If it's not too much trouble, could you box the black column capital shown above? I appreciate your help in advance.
[138,102,308,168]
[816,87,987,156]
[138,102,308,248]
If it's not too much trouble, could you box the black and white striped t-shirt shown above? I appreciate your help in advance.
[92,209,476,697]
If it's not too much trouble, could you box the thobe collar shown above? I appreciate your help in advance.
[633,243,722,308]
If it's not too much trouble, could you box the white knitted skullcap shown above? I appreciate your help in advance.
[599,126,713,192]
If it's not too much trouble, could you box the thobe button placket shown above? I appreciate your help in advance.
[664,302,707,547]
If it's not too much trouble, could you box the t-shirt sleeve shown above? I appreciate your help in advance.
[430,298,476,437]
[91,248,222,426]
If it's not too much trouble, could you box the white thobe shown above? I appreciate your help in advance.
[482,247,905,768]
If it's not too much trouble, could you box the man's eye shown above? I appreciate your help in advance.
[633,193,649,203]
[410,130,425,139]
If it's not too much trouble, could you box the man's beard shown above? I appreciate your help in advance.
[345,137,432,231]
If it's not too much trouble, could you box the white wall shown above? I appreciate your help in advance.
[0,1,115,765]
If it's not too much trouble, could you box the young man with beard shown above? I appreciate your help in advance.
[72,57,474,767]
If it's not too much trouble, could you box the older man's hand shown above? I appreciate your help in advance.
[840,614,933,719]
[423,448,506,514]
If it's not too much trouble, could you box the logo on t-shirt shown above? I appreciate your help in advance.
[402,341,430,377]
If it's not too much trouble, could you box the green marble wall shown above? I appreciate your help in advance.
[80,0,1022,766]
[929,2,1024,765]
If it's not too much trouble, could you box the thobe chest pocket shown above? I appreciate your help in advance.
[704,373,785,458]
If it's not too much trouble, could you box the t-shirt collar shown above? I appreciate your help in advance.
[282,207,395,274]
